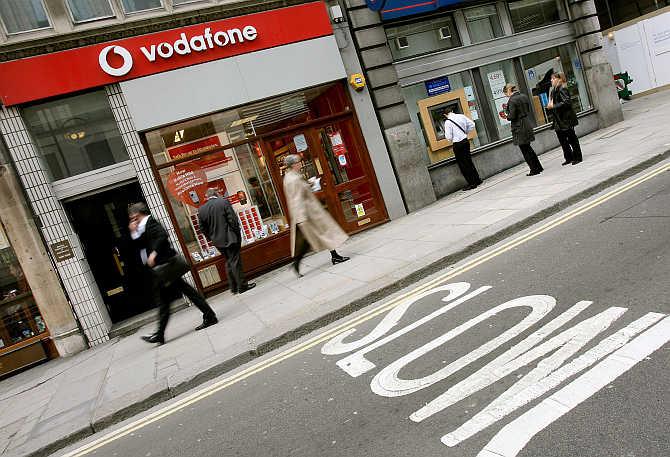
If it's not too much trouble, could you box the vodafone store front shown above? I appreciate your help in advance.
[0,1,402,334]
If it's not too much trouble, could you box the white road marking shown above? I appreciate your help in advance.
[370,295,556,397]
[476,315,670,457]
[336,285,491,377]
[440,312,665,446]
[321,282,471,355]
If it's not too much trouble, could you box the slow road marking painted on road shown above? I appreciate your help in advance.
[60,163,670,457]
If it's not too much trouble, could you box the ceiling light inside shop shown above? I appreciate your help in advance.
[230,115,258,127]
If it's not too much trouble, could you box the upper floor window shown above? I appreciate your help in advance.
[385,15,461,61]
[508,0,567,33]
[0,0,50,35]
[172,0,204,5]
[67,0,114,23]
[121,0,163,14]
[23,91,130,182]
[464,4,504,44]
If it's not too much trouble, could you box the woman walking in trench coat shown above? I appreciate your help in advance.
[283,154,350,277]
[504,83,544,176]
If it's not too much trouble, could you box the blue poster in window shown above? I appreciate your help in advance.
[367,0,479,20]
[539,92,549,107]
[425,76,451,97]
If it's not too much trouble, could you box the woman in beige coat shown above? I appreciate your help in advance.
[283,154,349,277]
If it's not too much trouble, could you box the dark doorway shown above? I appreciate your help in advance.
[65,182,154,323]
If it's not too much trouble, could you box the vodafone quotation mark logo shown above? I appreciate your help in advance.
[98,45,133,77]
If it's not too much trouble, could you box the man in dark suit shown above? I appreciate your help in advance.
[198,189,255,294]
[128,203,217,346]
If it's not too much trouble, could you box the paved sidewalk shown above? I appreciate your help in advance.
[3,90,670,457]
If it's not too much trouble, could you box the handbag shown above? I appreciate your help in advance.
[152,254,190,285]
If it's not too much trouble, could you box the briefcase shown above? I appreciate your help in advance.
[152,254,190,285]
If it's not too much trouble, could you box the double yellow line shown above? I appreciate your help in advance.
[61,161,670,457]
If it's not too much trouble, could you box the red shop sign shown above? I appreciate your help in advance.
[166,164,208,208]
[167,136,231,171]
[0,2,332,106]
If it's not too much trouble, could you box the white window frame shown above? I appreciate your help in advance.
[171,0,209,7]
[396,36,409,49]
[0,0,52,36]
[65,0,116,24]
[119,0,165,15]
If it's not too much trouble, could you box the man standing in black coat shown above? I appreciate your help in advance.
[128,203,217,346]
[504,83,544,176]
[198,189,255,294]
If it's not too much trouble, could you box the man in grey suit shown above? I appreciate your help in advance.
[198,189,256,294]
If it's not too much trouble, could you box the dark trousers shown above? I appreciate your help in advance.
[218,243,245,293]
[156,278,215,337]
[453,139,482,186]
[556,128,583,162]
[519,144,543,173]
[293,226,337,268]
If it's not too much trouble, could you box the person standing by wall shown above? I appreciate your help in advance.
[504,83,544,176]
[442,107,482,191]
[547,72,582,165]
[282,154,350,277]
[198,189,256,295]
[128,203,217,346]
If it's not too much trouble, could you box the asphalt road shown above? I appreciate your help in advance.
[58,169,670,457]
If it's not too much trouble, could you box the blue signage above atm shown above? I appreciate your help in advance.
[366,0,475,20]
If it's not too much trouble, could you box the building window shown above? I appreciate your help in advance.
[0,222,47,351]
[172,0,204,5]
[464,5,504,44]
[0,0,50,35]
[120,0,163,14]
[521,43,591,125]
[385,15,461,61]
[508,0,567,33]
[23,91,129,182]
[66,0,114,23]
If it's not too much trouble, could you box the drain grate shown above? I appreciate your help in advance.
[599,127,628,139]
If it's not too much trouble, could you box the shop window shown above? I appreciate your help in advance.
[0,223,47,352]
[120,0,163,14]
[508,0,567,33]
[521,44,592,126]
[464,5,504,44]
[385,15,461,61]
[23,91,129,182]
[479,59,519,141]
[0,0,50,34]
[401,71,490,164]
[66,0,114,23]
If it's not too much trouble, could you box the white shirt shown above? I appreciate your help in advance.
[443,113,475,143]
[130,215,150,265]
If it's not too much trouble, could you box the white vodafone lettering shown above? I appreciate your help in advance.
[321,282,670,457]
[321,282,472,356]
[477,315,670,457]
[100,25,258,76]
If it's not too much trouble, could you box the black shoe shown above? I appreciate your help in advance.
[293,263,303,278]
[462,184,477,191]
[141,334,165,345]
[195,316,218,331]
[527,170,541,176]
[331,255,350,265]
[571,160,582,165]
[238,283,256,294]
[562,161,571,166]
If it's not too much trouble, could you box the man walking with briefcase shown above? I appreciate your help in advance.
[128,203,217,346]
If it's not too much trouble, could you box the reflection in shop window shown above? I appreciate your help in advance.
[385,15,461,61]
[508,0,567,33]
[480,59,518,141]
[121,0,163,14]
[0,223,47,351]
[402,70,490,164]
[23,91,129,181]
[464,5,504,44]
[0,0,50,34]
[522,44,591,126]
[66,0,114,23]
